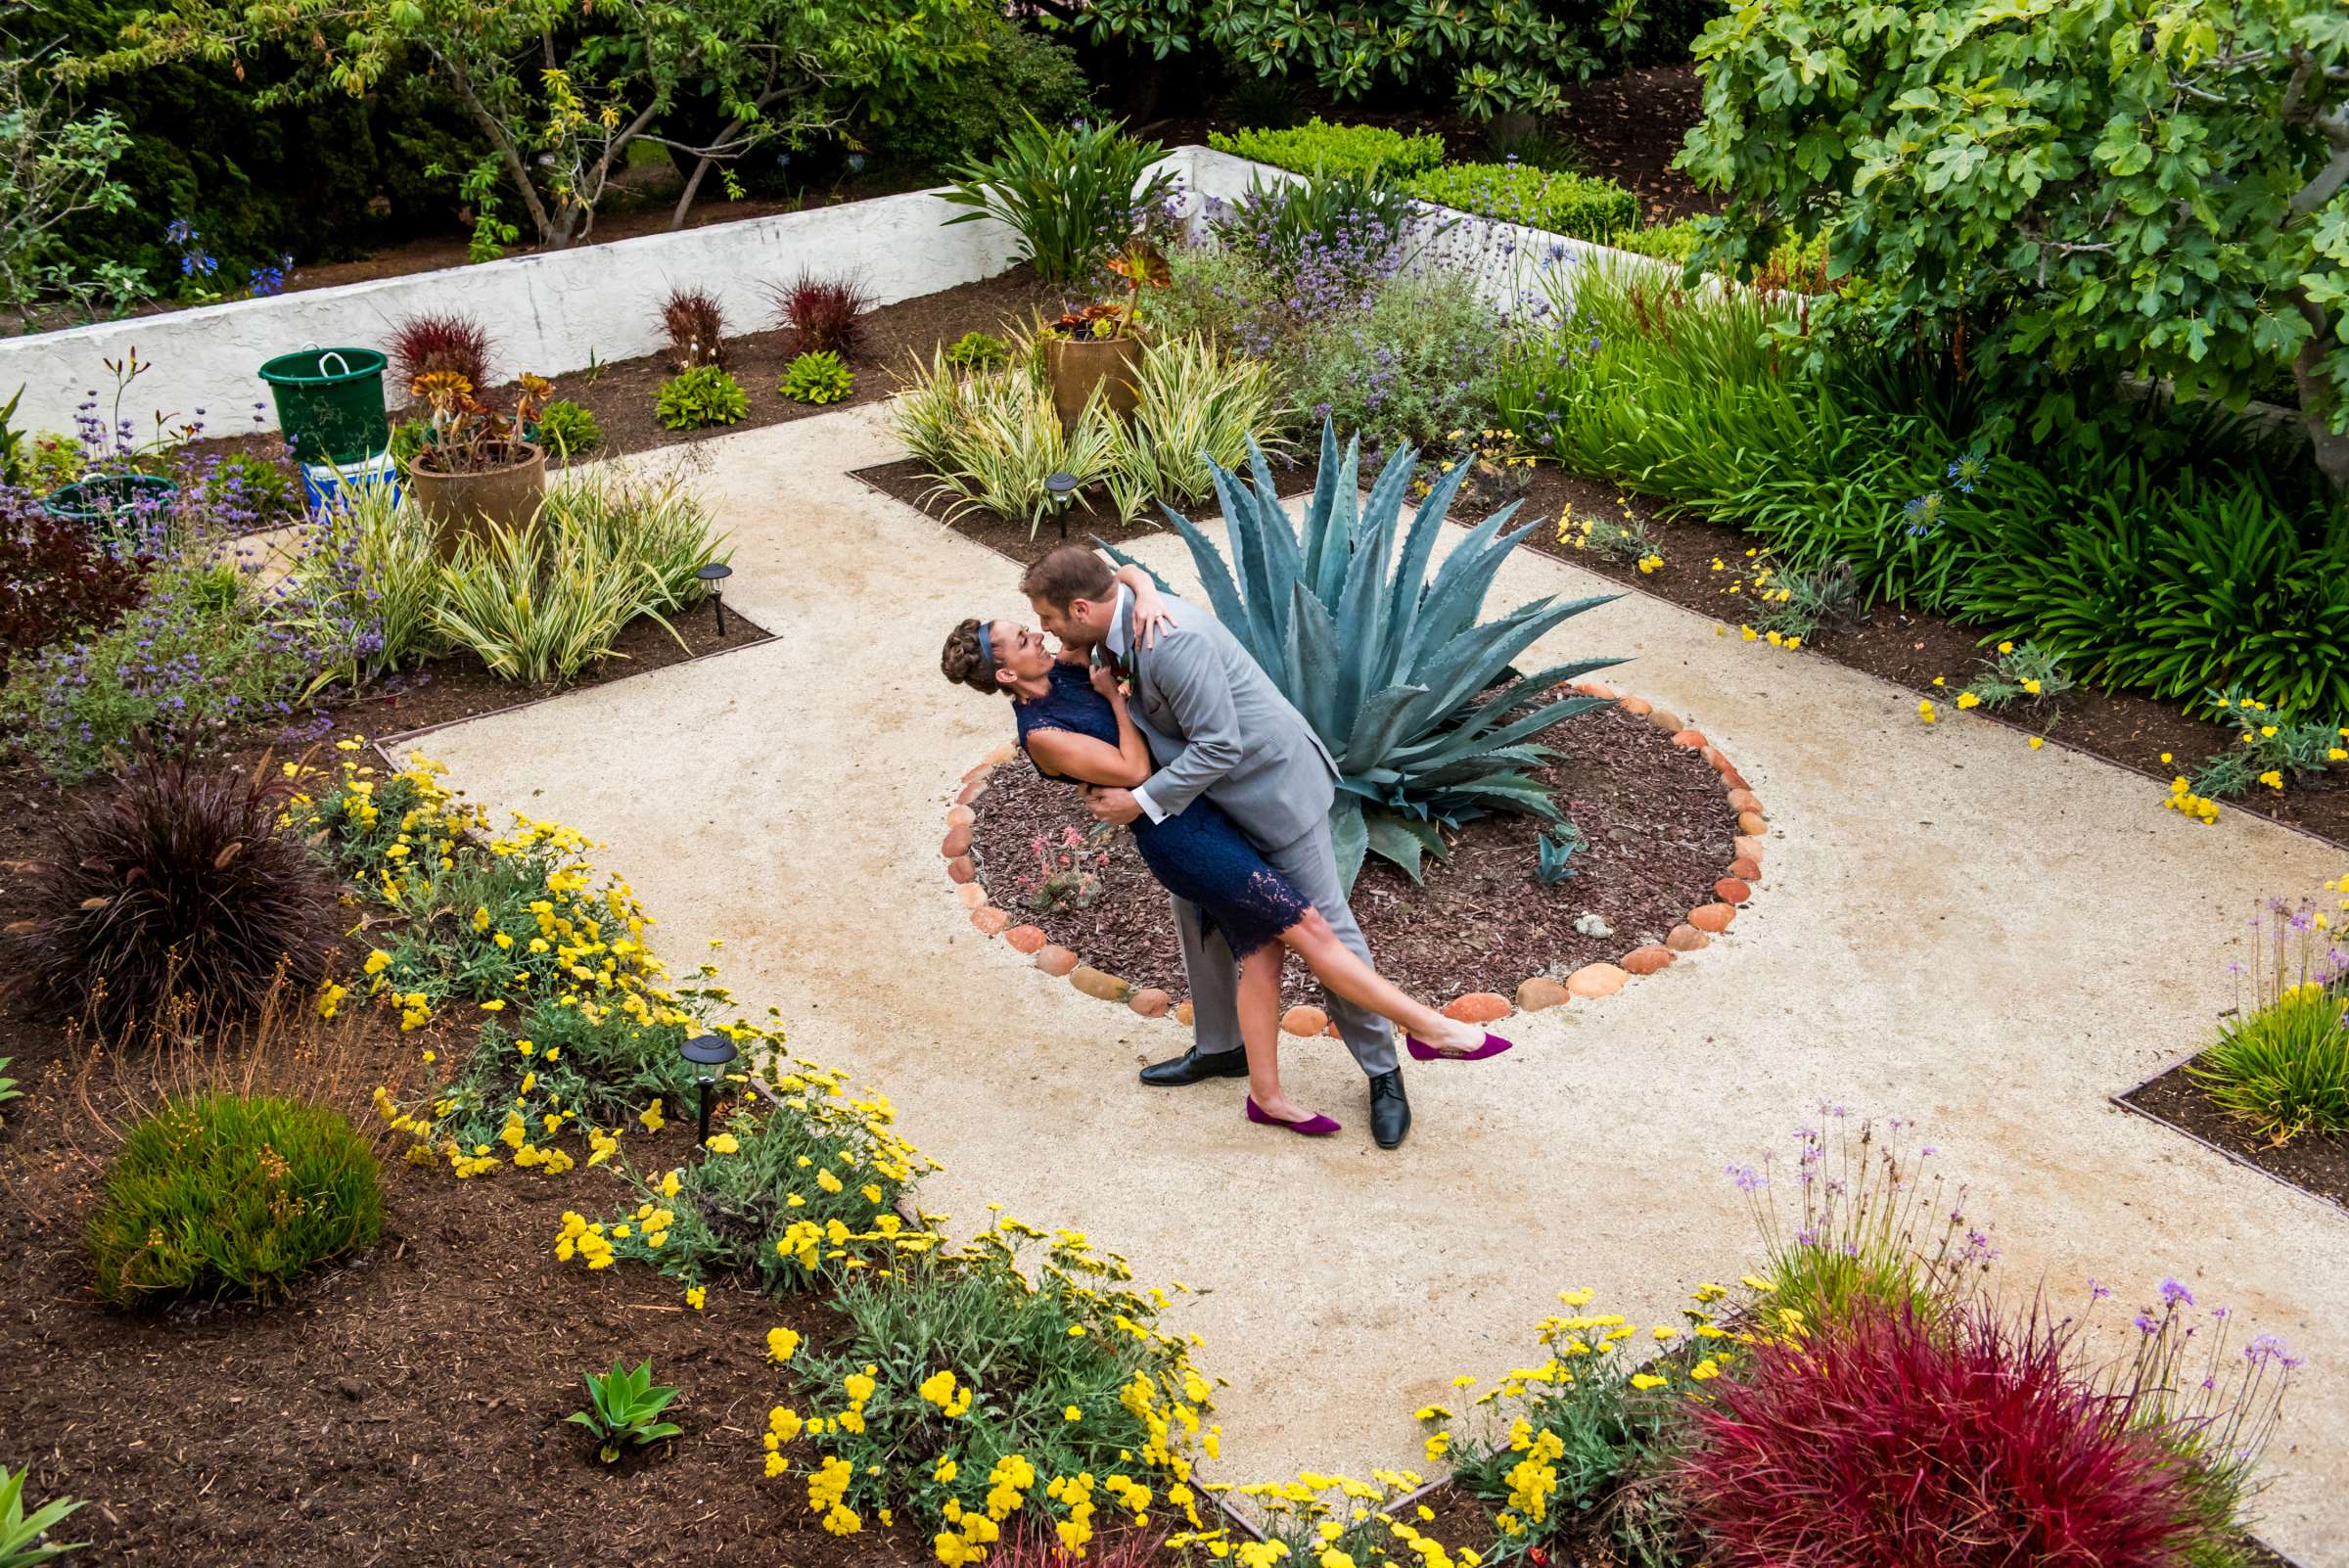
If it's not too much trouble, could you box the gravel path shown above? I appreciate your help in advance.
[393,405,2349,1566]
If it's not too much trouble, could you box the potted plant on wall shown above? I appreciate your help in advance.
[404,372,551,558]
[1039,239,1170,430]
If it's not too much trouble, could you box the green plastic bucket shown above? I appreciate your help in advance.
[257,346,390,467]
[43,473,178,545]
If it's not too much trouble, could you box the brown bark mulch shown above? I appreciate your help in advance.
[968,699,1739,1009]
[1497,467,2349,853]
[176,266,1074,478]
[850,450,1322,570]
[2120,1061,2349,1218]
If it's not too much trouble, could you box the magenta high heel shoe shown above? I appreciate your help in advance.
[1246,1097,1342,1136]
[1405,1032,1514,1063]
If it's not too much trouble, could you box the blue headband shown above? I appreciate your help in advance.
[976,621,995,675]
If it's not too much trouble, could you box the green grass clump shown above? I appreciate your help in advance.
[88,1093,384,1305]
[1405,161,1638,241]
[655,365,750,431]
[2193,986,2349,1144]
[1209,118,1446,181]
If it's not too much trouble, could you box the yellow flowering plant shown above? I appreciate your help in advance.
[293,748,782,1179]
[1420,1290,1717,1566]
[762,1214,1221,1562]
[1945,640,2075,715]
[2181,686,2348,803]
[1171,1469,1477,1568]
[571,1064,933,1291]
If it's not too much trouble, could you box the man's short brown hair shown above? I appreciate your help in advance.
[1020,545,1117,611]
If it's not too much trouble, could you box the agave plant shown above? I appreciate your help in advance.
[1112,419,1624,889]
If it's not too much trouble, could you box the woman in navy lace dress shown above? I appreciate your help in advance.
[942,576,1505,1138]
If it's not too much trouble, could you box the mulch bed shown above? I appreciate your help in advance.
[335,599,772,746]
[850,451,1322,569]
[969,699,1737,1009]
[0,791,931,1566]
[2119,1061,2349,1218]
[1494,467,2349,852]
[176,266,1074,479]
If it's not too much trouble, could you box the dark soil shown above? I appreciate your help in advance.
[2121,1062,2349,1218]
[0,782,935,1565]
[1556,66,1722,223]
[1495,467,2349,853]
[969,699,1738,1008]
[851,450,1322,569]
[343,599,772,747]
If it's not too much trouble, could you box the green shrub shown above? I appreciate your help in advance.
[533,398,602,458]
[2193,986,2349,1142]
[87,1092,384,1305]
[1289,267,1497,460]
[0,1057,19,1126]
[866,22,1092,173]
[939,114,1174,289]
[1608,219,1700,262]
[1405,161,1639,240]
[1,558,317,782]
[780,350,855,405]
[655,366,749,431]
[1497,255,2349,714]
[1208,118,1445,181]
[943,331,1011,371]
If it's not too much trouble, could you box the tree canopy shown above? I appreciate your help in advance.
[1678,0,2349,485]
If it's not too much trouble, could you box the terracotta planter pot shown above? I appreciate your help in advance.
[1045,337,1144,429]
[406,441,547,560]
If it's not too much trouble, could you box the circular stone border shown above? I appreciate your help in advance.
[942,682,1769,1030]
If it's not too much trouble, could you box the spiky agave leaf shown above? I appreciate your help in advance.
[1108,414,1627,887]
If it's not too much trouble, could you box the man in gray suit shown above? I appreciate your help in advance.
[1021,545,1410,1148]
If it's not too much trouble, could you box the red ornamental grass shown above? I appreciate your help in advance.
[388,311,493,391]
[1676,1301,2198,1568]
[768,270,870,356]
[660,286,727,369]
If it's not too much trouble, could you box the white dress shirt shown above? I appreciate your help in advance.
[1103,584,1170,823]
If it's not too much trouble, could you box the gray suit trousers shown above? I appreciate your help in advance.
[1172,816,1399,1078]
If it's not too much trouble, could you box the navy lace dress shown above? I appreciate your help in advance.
[1014,661,1310,960]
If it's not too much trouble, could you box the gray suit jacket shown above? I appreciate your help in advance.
[1120,592,1337,854]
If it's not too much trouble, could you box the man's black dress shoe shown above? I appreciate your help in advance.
[1139,1046,1251,1087]
[1368,1069,1410,1149]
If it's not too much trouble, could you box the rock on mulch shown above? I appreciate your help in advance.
[967,698,1740,1009]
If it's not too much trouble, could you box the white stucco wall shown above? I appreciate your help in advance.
[0,180,1032,441]
[0,145,1678,443]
